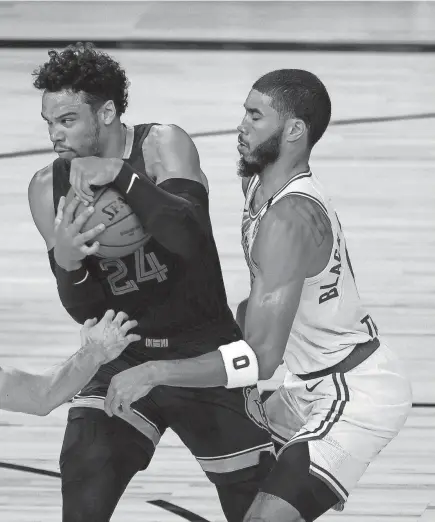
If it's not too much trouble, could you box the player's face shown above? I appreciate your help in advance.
[237,89,285,178]
[41,90,101,160]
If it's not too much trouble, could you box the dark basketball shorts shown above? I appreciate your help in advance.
[68,333,275,482]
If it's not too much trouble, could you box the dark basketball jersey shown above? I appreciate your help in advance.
[52,123,239,351]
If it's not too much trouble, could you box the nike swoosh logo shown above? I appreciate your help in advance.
[306,380,323,393]
[126,172,139,194]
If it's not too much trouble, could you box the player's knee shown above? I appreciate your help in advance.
[243,492,304,522]
[213,451,276,522]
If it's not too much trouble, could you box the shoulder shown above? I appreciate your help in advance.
[146,124,192,147]
[255,194,331,264]
[142,124,209,190]
[264,194,330,241]
[28,163,53,206]
[28,163,56,247]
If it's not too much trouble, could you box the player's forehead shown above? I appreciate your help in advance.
[41,90,89,118]
[244,89,276,116]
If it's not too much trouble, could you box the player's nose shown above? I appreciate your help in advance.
[49,126,65,143]
[237,123,247,135]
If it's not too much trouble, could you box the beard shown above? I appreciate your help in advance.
[71,115,101,158]
[82,116,101,157]
[237,127,284,178]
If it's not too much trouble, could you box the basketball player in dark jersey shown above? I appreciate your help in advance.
[28,43,274,522]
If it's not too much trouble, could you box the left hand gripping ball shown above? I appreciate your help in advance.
[66,186,151,258]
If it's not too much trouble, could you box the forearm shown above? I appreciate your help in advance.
[113,162,206,258]
[236,298,249,335]
[148,350,228,389]
[0,346,104,416]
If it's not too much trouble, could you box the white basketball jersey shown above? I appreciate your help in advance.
[241,171,379,375]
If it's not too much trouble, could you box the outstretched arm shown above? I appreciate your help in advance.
[0,311,139,416]
[104,196,324,416]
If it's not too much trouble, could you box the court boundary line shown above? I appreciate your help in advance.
[1,39,435,53]
[1,111,434,161]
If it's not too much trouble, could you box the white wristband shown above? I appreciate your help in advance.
[218,340,259,388]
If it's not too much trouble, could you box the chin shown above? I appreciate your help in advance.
[237,158,261,178]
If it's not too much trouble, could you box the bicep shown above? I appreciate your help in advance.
[28,171,55,250]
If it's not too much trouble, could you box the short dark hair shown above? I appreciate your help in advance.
[32,42,129,115]
[252,69,331,147]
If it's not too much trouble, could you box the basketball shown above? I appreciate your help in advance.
[65,186,151,258]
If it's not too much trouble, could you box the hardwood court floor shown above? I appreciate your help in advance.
[0,45,434,521]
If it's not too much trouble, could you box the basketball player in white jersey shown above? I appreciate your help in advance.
[233,69,413,521]
[1,196,140,416]
[103,69,412,521]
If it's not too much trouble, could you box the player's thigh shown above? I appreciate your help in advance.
[255,441,339,522]
[158,384,275,480]
[59,407,155,482]
[60,407,159,521]
[262,385,306,446]
[69,354,169,453]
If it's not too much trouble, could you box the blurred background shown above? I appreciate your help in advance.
[0,2,434,521]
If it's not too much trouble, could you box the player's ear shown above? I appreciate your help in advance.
[99,100,117,126]
[284,118,306,143]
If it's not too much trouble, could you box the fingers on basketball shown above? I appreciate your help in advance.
[55,196,66,225]
[63,195,82,225]
[76,223,105,245]
[79,240,100,256]
[70,205,95,234]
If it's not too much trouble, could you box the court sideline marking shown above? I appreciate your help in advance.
[0,111,434,161]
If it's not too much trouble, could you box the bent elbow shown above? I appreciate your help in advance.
[258,362,276,381]
[32,390,53,416]
[258,356,281,381]
[36,407,51,417]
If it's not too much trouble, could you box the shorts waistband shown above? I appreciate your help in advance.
[295,337,380,381]
[130,316,240,351]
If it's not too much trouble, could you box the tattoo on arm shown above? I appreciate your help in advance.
[285,195,331,247]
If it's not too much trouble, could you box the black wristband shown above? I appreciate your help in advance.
[54,260,106,311]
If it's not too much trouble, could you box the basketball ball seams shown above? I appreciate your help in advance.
[91,186,108,207]
[104,211,136,230]
[67,186,148,258]
[98,237,147,248]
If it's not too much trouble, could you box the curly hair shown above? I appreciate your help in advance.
[32,42,129,115]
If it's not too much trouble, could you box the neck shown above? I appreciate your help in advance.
[258,154,310,200]
[100,121,127,158]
